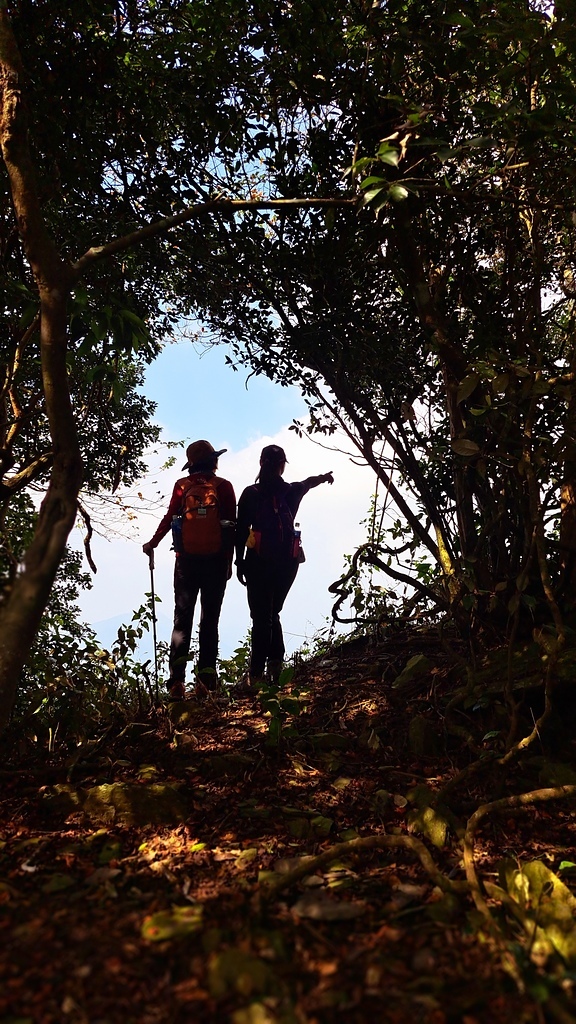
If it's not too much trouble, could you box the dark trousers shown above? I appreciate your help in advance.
[245,555,299,678]
[170,553,228,683]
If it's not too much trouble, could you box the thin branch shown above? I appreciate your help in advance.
[361,545,447,608]
[77,501,97,574]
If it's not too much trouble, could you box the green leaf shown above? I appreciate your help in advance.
[360,175,387,189]
[42,873,75,894]
[324,207,335,232]
[279,696,300,714]
[332,776,352,791]
[208,950,272,999]
[492,373,510,393]
[407,805,448,848]
[232,1002,277,1024]
[266,717,282,746]
[465,136,494,149]
[452,439,480,456]
[234,848,258,869]
[287,817,310,838]
[388,184,409,201]
[376,143,400,166]
[443,12,474,27]
[98,840,122,864]
[457,373,480,403]
[278,666,295,687]
[311,815,334,836]
[360,186,386,206]
[392,654,431,689]
[338,828,360,840]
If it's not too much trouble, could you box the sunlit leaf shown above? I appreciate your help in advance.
[388,184,409,201]
[141,904,203,942]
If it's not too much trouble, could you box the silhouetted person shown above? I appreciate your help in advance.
[235,444,333,691]
[143,440,235,699]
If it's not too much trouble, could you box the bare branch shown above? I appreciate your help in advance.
[77,501,97,574]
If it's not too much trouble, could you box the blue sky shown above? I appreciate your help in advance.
[146,341,307,442]
[75,338,378,671]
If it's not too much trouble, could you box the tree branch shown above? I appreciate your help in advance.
[72,197,357,275]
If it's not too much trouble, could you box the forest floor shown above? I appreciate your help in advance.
[1,627,576,1024]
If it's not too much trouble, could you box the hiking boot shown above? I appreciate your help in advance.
[234,674,263,697]
[195,678,228,702]
[267,659,284,684]
[194,679,210,699]
[167,680,186,701]
[197,668,219,691]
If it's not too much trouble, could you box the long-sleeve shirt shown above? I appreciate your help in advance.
[148,472,236,558]
[235,475,327,565]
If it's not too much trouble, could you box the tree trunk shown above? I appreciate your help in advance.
[0,11,83,730]
[559,344,576,604]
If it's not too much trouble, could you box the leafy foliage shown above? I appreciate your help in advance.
[1,494,161,742]
[171,0,576,641]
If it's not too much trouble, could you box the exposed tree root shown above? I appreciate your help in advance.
[265,785,576,960]
[262,832,468,898]
[435,750,499,803]
[437,688,557,803]
[463,785,576,919]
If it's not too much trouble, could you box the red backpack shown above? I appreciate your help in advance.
[178,474,223,555]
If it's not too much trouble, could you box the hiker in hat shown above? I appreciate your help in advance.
[142,440,236,699]
[235,444,333,692]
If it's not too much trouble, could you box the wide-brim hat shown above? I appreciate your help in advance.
[182,439,227,469]
[260,444,288,465]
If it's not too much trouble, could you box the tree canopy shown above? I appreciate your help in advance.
[1,0,576,725]
[186,0,576,637]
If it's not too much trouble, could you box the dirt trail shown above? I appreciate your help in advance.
[1,634,573,1023]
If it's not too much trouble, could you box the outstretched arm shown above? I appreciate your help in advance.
[301,471,334,492]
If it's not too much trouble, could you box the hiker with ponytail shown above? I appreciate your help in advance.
[235,444,333,693]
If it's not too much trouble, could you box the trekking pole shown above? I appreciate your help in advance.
[148,549,159,704]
